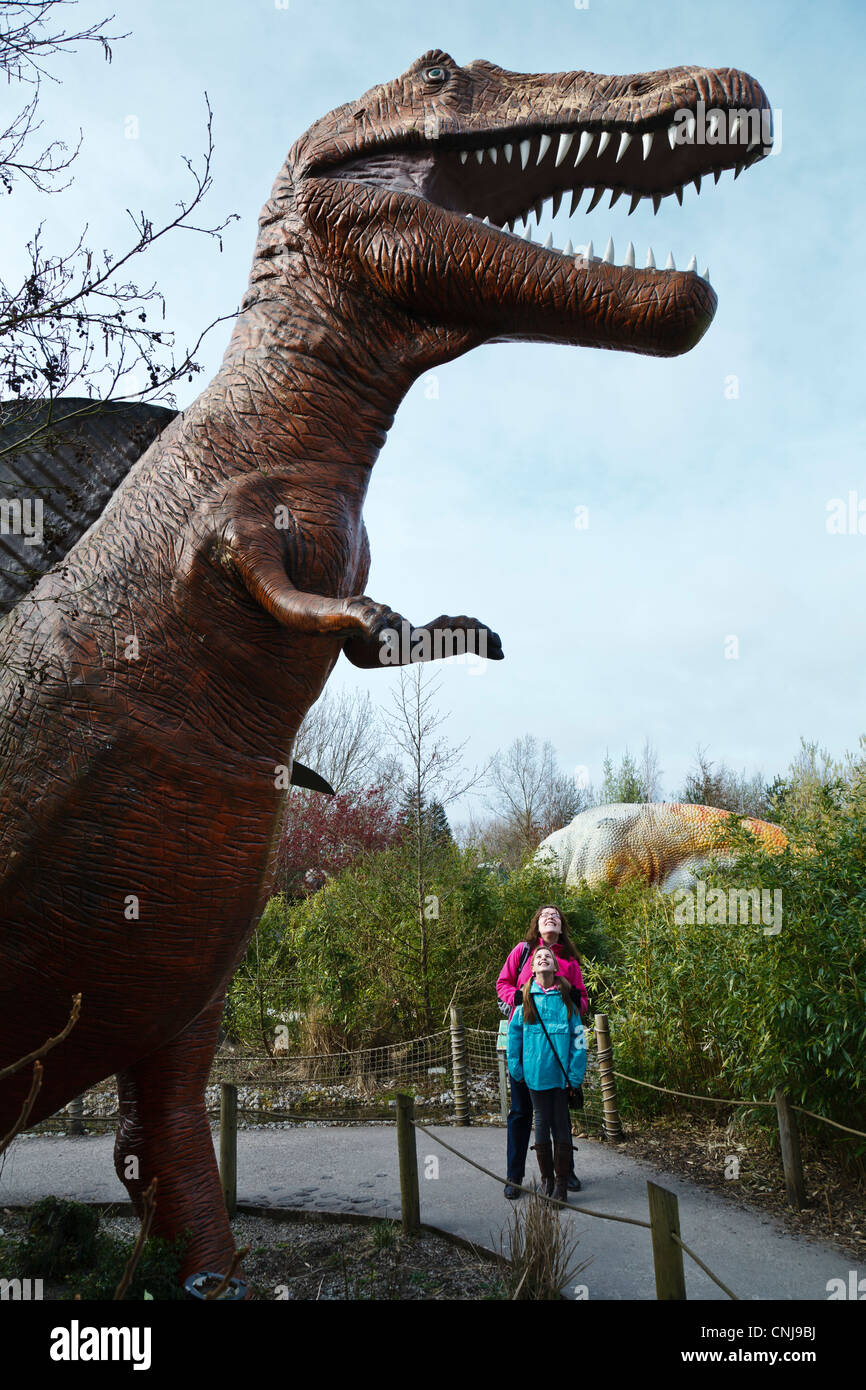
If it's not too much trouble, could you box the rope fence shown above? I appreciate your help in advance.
[405,1102,736,1300]
[34,1013,865,1163]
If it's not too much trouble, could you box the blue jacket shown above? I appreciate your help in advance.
[507,981,587,1091]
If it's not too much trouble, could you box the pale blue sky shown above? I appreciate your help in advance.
[6,0,865,815]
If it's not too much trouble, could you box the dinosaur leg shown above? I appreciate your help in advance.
[114,994,235,1284]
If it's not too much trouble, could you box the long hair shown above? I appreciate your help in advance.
[525,904,582,964]
[522,946,574,1024]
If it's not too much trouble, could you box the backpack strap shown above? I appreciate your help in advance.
[498,941,532,1018]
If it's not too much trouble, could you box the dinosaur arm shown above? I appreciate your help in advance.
[226,510,504,659]
[231,540,400,639]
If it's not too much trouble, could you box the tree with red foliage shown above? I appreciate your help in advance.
[274,784,404,897]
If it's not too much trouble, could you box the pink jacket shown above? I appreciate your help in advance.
[497,941,589,1021]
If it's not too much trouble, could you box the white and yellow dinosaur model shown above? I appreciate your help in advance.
[535,802,788,891]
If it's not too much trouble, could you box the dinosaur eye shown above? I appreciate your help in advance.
[424,66,448,85]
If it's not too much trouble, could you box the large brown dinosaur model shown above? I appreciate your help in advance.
[0,50,772,1280]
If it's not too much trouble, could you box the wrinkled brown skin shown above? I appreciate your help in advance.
[0,50,770,1280]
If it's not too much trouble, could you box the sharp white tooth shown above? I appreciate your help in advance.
[523,224,533,241]
[482,216,491,226]
[665,251,676,270]
[563,238,574,256]
[624,240,635,267]
[569,187,584,215]
[685,114,696,143]
[708,111,723,141]
[609,188,623,208]
[652,193,662,214]
[551,189,563,218]
[586,186,605,211]
[596,131,611,157]
[475,148,484,164]
[519,138,532,169]
[734,162,745,178]
[555,132,574,167]
[603,236,614,264]
[459,150,469,164]
[486,146,498,164]
[686,254,697,272]
[702,265,710,282]
[543,231,554,248]
[667,123,678,151]
[642,131,654,160]
[615,131,631,163]
[537,133,551,163]
[730,114,742,145]
[628,192,641,215]
[692,173,702,194]
[674,184,684,206]
[585,239,594,260]
[503,143,513,163]
[645,246,656,269]
[575,130,594,165]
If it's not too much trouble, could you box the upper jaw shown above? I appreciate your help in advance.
[297,69,771,355]
[319,89,772,233]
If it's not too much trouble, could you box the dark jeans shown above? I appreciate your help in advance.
[529,1087,571,1146]
[507,1073,575,1178]
[506,1073,534,1179]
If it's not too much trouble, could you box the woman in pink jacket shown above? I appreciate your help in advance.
[497,905,588,1198]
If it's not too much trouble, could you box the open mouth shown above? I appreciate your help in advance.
[313,98,771,308]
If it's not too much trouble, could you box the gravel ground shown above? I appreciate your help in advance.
[230,1213,507,1300]
[0,1208,507,1301]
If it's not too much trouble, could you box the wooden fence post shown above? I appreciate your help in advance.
[497,1052,509,1124]
[594,1013,623,1141]
[220,1082,237,1219]
[395,1092,421,1235]
[647,1181,686,1300]
[774,1087,806,1210]
[66,1094,84,1137]
[450,1005,470,1126]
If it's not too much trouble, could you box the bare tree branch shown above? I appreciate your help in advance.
[1,6,238,412]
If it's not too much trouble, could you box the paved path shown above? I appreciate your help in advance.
[2,1125,859,1300]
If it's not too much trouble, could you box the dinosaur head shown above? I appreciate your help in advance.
[252,50,772,361]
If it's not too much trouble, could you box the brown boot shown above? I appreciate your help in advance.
[552,1142,573,1203]
[531,1141,554,1196]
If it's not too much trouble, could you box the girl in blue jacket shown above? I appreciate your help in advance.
[507,944,587,1201]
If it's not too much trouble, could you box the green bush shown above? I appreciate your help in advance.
[75,1229,190,1301]
[227,745,865,1165]
[584,792,866,1162]
[14,1198,99,1278]
[0,1201,190,1299]
[227,842,608,1050]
